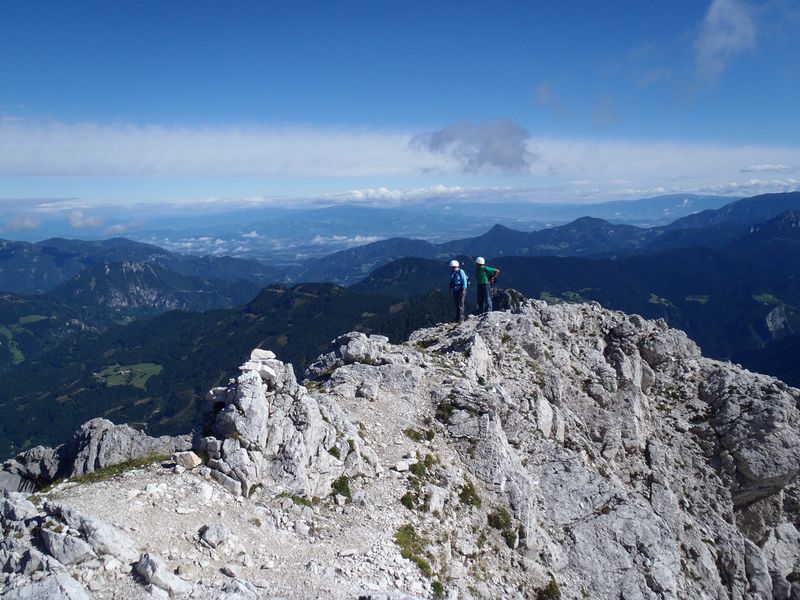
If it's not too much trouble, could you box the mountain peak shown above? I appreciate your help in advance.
[486,223,516,234]
[2,300,798,598]
[748,209,800,237]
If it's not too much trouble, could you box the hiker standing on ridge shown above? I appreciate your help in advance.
[475,257,500,314]
[449,259,468,323]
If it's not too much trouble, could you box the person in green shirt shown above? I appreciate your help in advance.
[474,257,500,314]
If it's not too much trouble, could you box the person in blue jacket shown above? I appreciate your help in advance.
[449,259,468,322]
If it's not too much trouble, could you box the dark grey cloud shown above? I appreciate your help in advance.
[412,119,534,174]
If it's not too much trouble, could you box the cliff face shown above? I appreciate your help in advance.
[2,300,798,599]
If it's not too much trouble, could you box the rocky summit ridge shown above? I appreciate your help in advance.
[1,299,798,599]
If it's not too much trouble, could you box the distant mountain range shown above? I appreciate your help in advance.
[0,237,280,295]
[292,192,800,284]
[44,261,262,318]
[3,193,794,294]
[5,193,737,262]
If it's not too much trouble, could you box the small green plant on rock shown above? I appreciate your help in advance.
[400,492,416,510]
[409,453,438,479]
[537,576,561,600]
[476,529,488,548]
[435,401,455,423]
[394,523,434,578]
[403,427,436,443]
[488,506,520,548]
[459,479,482,508]
[327,446,341,459]
[432,580,445,598]
[291,495,313,507]
[502,528,518,548]
[414,337,437,350]
[487,507,512,530]
[331,475,351,499]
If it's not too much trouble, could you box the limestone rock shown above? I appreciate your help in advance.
[173,451,203,470]
[198,348,375,498]
[0,572,91,600]
[200,521,231,548]
[0,446,62,493]
[0,491,38,522]
[305,332,391,378]
[40,528,96,565]
[44,501,139,563]
[65,418,191,477]
[700,365,800,507]
[0,419,191,493]
[136,552,193,597]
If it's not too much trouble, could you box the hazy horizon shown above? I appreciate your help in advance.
[2,1,799,239]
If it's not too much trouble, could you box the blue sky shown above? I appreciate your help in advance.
[1,0,799,234]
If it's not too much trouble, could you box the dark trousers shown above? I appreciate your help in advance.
[477,284,493,313]
[453,288,465,322]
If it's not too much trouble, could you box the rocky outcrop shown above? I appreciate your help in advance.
[0,419,191,493]
[197,347,378,498]
[305,301,799,599]
[0,491,138,598]
[409,304,798,598]
[1,299,798,599]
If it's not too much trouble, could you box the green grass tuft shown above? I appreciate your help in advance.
[487,507,512,530]
[537,576,561,600]
[435,401,454,423]
[70,454,169,485]
[394,524,434,577]
[459,479,482,508]
[404,427,435,443]
[331,475,351,499]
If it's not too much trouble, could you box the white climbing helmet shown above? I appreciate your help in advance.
[475,257,486,265]
[449,260,460,268]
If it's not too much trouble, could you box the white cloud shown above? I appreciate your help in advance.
[0,119,448,177]
[310,234,384,247]
[1,118,799,208]
[5,216,40,232]
[67,210,103,229]
[104,221,142,236]
[526,137,800,188]
[695,0,757,82]
[740,163,794,173]
[241,230,262,239]
[682,177,800,196]
[324,184,472,203]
